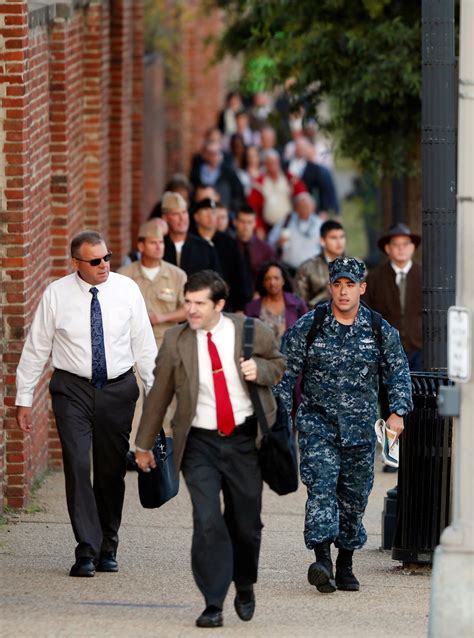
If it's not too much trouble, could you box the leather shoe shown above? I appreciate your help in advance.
[234,589,255,621]
[196,606,223,628]
[69,557,95,577]
[96,551,118,572]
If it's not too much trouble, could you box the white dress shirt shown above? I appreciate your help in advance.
[16,272,158,406]
[391,260,413,285]
[268,212,322,269]
[192,315,253,430]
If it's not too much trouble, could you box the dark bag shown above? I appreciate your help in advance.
[243,317,298,495]
[138,429,179,508]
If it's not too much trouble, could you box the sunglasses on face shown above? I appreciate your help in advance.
[74,252,113,267]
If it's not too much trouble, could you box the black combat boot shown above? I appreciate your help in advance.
[335,548,360,591]
[307,541,336,593]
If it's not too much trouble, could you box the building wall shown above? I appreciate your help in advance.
[164,2,232,177]
[0,0,232,509]
[0,0,143,508]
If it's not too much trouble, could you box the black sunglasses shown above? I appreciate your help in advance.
[74,252,113,267]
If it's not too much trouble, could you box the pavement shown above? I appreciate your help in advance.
[0,459,431,638]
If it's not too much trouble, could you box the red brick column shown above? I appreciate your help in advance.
[130,0,145,245]
[83,0,110,236]
[164,2,228,177]
[1,2,51,508]
[108,0,134,268]
[47,7,90,469]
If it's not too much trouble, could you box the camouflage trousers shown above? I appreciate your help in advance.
[299,432,375,550]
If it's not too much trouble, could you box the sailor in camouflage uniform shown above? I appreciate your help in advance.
[274,256,412,593]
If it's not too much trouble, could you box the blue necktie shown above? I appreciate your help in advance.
[89,287,108,389]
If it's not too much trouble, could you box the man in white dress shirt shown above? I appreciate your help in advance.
[15,230,157,578]
[268,192,323,275]
[134,270,285,628]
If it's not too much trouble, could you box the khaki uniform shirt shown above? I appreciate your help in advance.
[119,260,187,347]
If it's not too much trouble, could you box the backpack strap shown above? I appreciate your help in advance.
[243,316,255,360]
[360,300,383,352]
[305,302,329,354]
[242,317,270,436]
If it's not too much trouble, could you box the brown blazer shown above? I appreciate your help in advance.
[135,313,286,473]
[363,260,422,353]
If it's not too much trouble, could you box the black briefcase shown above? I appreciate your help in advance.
[138,430,179,508]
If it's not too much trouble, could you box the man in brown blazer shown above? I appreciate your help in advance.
[363,223,422,371]
[135,270,285,629]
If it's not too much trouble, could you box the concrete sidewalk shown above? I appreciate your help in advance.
[0,461,431,637]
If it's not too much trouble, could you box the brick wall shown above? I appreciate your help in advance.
[0,0,145,508]
[1,1,51,509]
[0,0,234,509]
[164,2,230,177]
[143,53,165,219]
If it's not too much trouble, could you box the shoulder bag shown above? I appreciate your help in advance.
[243,317,298,495]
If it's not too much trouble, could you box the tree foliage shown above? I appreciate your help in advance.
[211,0,421,178]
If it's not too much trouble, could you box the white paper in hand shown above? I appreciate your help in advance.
[374,419,399,468]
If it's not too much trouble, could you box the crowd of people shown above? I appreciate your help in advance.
[14,90,422,629]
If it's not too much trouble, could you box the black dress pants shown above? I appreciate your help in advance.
[50,369,139,560]
[181,422,263,609]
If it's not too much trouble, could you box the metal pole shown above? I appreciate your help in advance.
[421,0,457,369]
[429,1,474,634]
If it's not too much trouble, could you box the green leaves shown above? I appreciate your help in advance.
[213,0,421,178]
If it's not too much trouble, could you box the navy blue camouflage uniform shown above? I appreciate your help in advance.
[274,301,412,550]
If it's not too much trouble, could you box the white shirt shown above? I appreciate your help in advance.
[391,260,412,285]
[192,315,253,430]
[16,272,158,406]
[287,157,307,178]
[268,212,322,269]
[141,264,160,281]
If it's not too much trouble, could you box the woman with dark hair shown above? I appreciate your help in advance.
[245,260,307,343]
[235,144,261,197]
[229,133,246,168]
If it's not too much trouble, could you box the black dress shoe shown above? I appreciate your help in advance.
[234,589,255,621]
[69,557,96,577]
[96,551,118,572]
[196,606,223,628]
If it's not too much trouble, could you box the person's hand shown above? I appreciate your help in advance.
[240,357,258,382]
[386,413,404,441]
[135,449,156,472]
[16,406,33,433]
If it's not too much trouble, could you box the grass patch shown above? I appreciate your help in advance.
[1,470,50,518]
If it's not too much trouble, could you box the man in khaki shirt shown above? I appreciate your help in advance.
[120,220,187,446]
[119,220,187,348]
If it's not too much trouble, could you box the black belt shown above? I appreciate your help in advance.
[191,414,257,437]
[55,367,134,385]
[106,367,134,384]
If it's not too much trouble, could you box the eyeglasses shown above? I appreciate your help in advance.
[74,252,112,266]
[389,241,412,249]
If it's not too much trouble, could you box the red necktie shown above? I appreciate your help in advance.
[207,331,235,436]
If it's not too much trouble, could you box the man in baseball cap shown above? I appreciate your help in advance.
[274,255,411,595]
